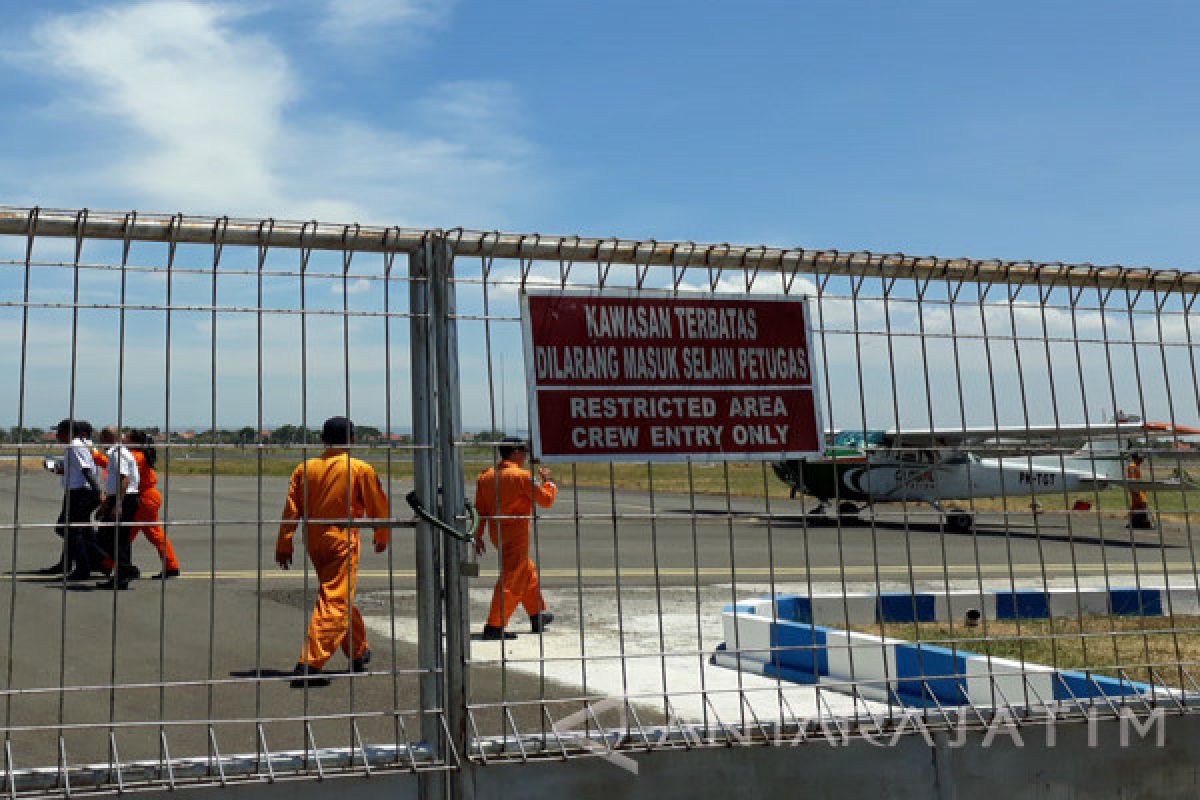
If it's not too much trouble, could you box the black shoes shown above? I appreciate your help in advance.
[290,663,326,687]
[97,564,139,589]
[96,577,130,591]
[479,615,555,638]
[152,568,180,580]
[66,568,92,581]
[34,561,67,575]
[288,654,367,686]
[481,625,517,641]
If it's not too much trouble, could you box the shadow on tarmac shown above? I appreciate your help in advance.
[679,508,1180,550]
[229,668,336,688]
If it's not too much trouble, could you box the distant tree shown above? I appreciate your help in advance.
[6,427,47,443]
[269,425,301,444]
[237,426,258,447]
[356,425,382,443]
[474,429,508,442]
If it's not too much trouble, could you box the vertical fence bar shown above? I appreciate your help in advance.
[409,241,446,799]
[432,236,473,800]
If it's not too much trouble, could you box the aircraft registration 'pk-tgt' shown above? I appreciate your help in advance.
[772,420,1200,532]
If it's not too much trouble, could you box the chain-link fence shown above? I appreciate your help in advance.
[448,237,1200,771]
[1,207,1199,798]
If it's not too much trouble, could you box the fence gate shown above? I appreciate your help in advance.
[3,207,1200,800]
[0,209,461,798]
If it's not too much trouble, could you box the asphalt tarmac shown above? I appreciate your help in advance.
[0,472,1195,770]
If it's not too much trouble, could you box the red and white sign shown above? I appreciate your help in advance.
[520,290,824,462]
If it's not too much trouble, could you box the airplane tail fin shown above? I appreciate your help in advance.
[1067,438,1126,480]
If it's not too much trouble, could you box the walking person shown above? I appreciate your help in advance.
[276,416,390,685]
[473,437,558,640]
[125,429,181,579]
[40,419,103,579]
[1126,453,1155,530]
[95,426,141,589]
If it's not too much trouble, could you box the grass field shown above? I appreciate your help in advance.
[862,616,1200,685]
[0,445,797,498]
[5,446,1200,521]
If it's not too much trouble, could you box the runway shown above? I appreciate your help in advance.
[0,472,1196,769]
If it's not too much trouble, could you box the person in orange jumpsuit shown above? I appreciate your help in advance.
[1127,453,1155,529]
[125,429,181,578]
[276,416,390,684]
[474,437,558,640]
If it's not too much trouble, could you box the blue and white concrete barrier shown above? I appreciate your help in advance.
[713,595,1163,707]
[743,586,1200,627]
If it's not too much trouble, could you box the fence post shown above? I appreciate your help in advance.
[410,240,446,799]
[431,234,474,800]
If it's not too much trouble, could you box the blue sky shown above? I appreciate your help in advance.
[2,1,1199,431]
[4,0,1200,264]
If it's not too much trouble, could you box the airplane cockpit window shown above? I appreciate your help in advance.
[833,430,887,449]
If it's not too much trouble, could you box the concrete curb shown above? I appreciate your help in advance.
[727,586,1200,627]
[714,594,1165,707]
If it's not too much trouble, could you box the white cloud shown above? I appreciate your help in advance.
[340,278,374,295]
[28,2,292,213]
[14,1,540,226]
[319,0,455,44]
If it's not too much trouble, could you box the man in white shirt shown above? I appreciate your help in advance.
[40,418,103,579]
[96,426,141,590]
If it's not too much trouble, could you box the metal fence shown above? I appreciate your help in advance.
[2,207,1200,798]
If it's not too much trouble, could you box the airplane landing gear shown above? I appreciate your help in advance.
[946,512,974,533]
[838,501,862,524]
[801,500,863,526]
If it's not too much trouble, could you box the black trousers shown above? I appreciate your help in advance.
[97,494,141,580]
[55,488,100,572]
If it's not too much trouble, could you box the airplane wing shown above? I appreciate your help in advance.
[1078,475,1199,492]
[877,422,1200,453]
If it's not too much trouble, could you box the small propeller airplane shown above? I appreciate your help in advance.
[772,418,1200,532]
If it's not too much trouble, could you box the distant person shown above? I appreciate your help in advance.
[40,419,102,579]
[95,426,141,589]
[125,430,180,579]
[1127,453,1155,530]
[276,416,390,685]
[474,437,558,640]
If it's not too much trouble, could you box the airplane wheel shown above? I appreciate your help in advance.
[837,502,861,526]
[947,513,974,533]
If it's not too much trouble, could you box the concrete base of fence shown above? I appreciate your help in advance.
[132,713,1200,800]
[714,595,1167,706]
[467,712,1200,800]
